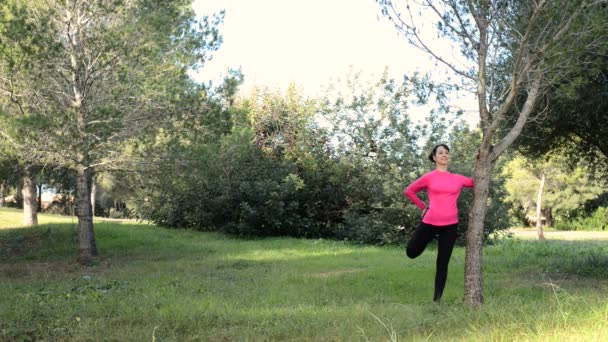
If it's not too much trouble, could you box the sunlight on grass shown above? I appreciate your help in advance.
[227,246,365,261]
[0,207,74,229]
[0,207,144,230]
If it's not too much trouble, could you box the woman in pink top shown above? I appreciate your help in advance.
[403,144,474,302]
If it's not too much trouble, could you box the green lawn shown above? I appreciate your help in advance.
[1,207,608,341]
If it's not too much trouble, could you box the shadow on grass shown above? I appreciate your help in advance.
[0,222,389,281]
[4,222,608,288]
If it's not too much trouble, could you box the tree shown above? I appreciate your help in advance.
[0,140,38,224]
[509,57,608,227]
[517,58,608,169]
[502,154,605,237]
[0,0,223,263]
[504,156,550,239]
[0,138,14,208]
[0,154,18,208]
[377,0,608,306]
[21,165,38,226]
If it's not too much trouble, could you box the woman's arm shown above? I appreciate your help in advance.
[463,176,474,188]
[404,175,428,210]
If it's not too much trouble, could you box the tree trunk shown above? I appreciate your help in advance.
[464,152,493,307]
[90,180,97,217]
[0,180,5,207]
[37,184,43,211]
[66,3,98,262]
[536,173,546,240]
[15,183,23,208]
[543,207,554,227]
[88,171,98,256]
[22,175,38,226]
[76,163,96,263]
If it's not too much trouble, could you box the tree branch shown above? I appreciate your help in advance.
[383,1,475,80]
[491,76,542,159]
[426,0,477,47]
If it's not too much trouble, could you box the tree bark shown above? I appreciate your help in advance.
[536,172,546,240]
[22,174,38,226]
[90,179,96,217]
[88,171,98,256]
[37,184,43,211]
[464,151,493,307]
[76,163,96,263]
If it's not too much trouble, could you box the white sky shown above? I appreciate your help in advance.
[191,0,479,126]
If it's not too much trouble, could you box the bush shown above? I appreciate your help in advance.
[555,207,608,231]
[334,206,416,245]
[135,88,513,245]
[108,208,126,219]
[44,202,67,215]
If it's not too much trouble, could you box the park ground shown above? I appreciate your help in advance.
[1,207,608,341]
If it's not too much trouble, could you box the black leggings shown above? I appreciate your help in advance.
[406,222,458,302]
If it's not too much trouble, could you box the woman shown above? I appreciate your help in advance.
[403,144,474,302]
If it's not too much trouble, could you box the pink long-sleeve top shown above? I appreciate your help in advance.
[404,169,474,226]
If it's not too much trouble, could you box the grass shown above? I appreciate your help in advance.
[1,207,608,341]
[508,226,608,241]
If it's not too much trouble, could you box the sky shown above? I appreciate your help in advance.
[191,0,479,125]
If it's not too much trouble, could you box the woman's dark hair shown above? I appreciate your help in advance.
[428,144,450,163]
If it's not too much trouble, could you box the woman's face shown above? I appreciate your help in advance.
[434,146,450,166]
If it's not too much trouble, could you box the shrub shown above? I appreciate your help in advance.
[108,208,126,219]
[556,207,608,231]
